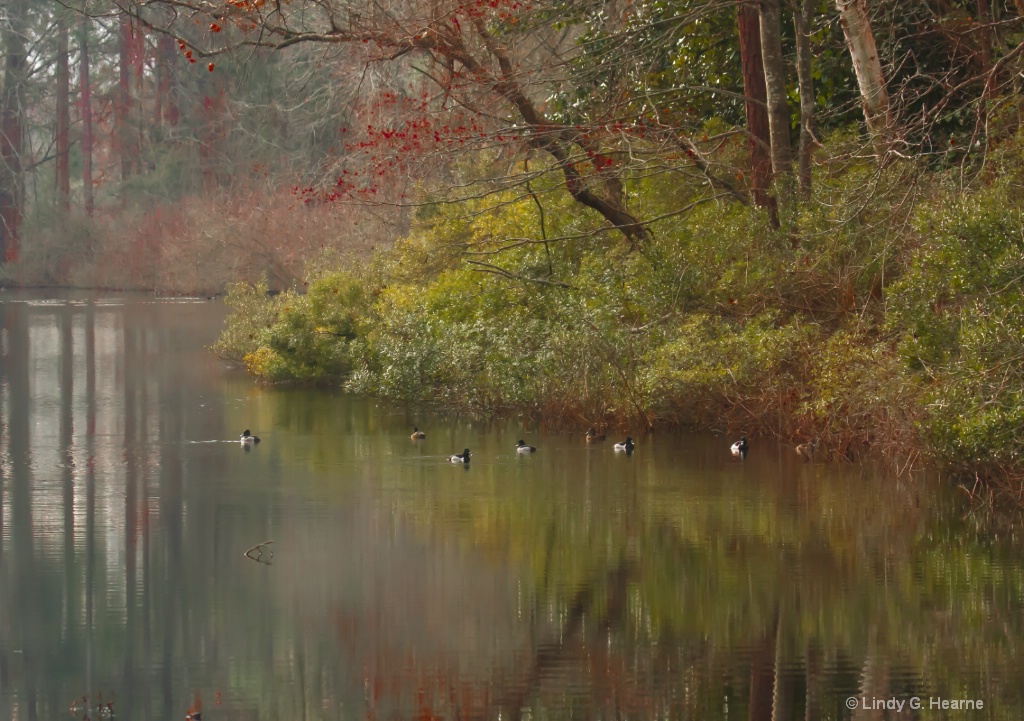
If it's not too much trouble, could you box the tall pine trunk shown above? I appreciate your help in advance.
[131,21,145,175]
[155,35,180,129]
[56,8,71,210]
[79,11,95,217]
[0,0,29,263]
[117,13,134,187]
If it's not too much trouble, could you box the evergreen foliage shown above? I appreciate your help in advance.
[215,134,1024,491]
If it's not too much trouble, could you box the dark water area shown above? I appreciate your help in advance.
[0,290,1022,720]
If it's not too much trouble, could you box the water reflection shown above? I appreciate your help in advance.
[0,290,1022,720]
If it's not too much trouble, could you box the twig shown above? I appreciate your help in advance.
[244,539,275,563]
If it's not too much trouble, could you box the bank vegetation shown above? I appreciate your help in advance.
[2,0,1024,499]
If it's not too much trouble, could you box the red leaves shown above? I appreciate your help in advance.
[210,22,222,32]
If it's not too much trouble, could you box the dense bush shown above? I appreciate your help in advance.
[214,270,370,382]
[215,141,1024,491]
[888,184,1024,470]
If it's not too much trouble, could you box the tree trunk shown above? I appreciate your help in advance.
[117,13,134,186]
[737,2,773,209]
[56,8,72,210]
[155,35,179,129]
[131,21,146,175]
[758,0,792,179]
[977,0,991,76]
[836,0,892,152]
[79,12,95,217]
[0,0,29,263]
[793,0,816,197]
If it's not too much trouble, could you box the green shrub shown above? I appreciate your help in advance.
[887,185,1024,467]
[211,275,280,362]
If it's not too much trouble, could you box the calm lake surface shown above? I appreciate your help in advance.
[1,290,1022,721]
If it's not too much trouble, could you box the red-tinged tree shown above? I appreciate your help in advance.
[126,0,664,244]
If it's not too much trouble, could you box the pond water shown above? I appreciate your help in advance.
[0,290,1022,721]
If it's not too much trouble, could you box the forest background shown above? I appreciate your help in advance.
[2,0,1024,498]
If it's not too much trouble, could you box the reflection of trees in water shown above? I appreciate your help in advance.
[0,298,229,721]
[2,298,1024,720]
[362,461,1024,720]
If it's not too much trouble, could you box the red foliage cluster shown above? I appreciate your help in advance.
[178,40,198,64]
[456,0,532,20]
[296,87,529,204]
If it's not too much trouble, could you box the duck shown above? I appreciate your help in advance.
[449,449,471,464]
[796,440,816,462]
[516,440,537,454]
[585,427,606,443]
[731,436,748,458]
[240,429,261,445]
[411,427,427,440]
[613,437,635,454]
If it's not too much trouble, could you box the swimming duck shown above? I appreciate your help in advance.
[731,436,748,458]
[240,429,261,445]
[585,428,606,443]
[613,437,635,453]
[411,427,427,440]
[450,449,471,463]
[516,440,537,454]
[796,440,816,462]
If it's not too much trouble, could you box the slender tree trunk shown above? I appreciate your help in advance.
[79,12,95,217]
[117,13,134,187]
[977,0,991,76]
[758,0,792,179]
[793,0,816,197]
[0,0,29,263]
[975,0,993,135]
[57,9,72,210]
[155,35,179,129]
[131,21,146,175]
[836,0,892,153]
[737,2,773,209]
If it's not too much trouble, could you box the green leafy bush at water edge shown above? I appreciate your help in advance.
[214,154,1024,487]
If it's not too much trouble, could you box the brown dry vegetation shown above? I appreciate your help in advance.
[4,190,395,294]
